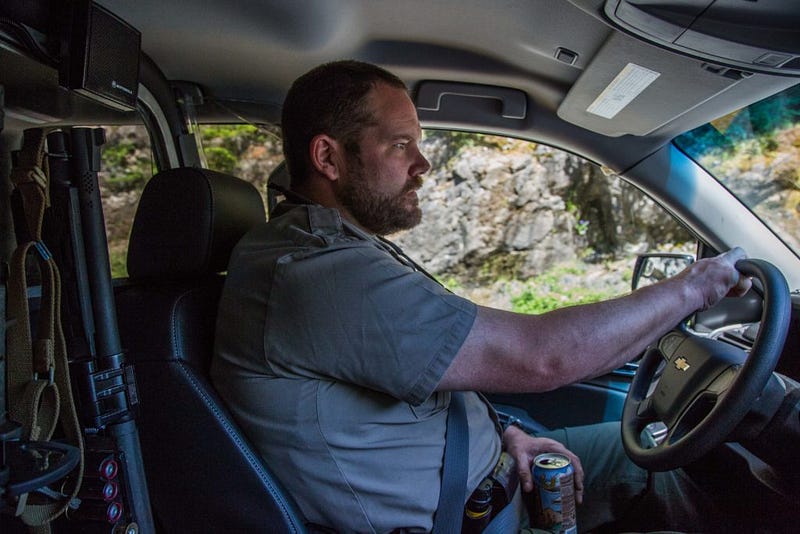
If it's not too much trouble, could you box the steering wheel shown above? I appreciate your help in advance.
[621,258,791,471]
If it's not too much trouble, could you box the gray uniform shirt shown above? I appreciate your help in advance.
[211,202,501,532]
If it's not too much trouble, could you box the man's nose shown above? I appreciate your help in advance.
[412,148,431,176]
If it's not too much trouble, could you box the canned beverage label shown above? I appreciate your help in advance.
[532,453,577,534]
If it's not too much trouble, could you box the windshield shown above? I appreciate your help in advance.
[674,84,800,257]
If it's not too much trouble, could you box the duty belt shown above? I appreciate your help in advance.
[463,451,519,530]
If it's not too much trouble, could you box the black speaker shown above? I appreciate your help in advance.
[60,1,141,112]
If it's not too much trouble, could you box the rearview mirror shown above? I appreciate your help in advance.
[631,253,694,291]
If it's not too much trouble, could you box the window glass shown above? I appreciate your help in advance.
[117,123,694,311]
[99,124,154,278]
[674,84,800,258]
[99,123,282,278]
[198,124,283,209]
[392,132,695,312]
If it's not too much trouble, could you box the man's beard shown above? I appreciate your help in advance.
[337,155,423,235]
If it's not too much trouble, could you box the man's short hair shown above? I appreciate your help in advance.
[281,60,407,188]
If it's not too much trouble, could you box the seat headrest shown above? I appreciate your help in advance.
[127,168,265,279]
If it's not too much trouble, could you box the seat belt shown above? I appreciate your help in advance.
[273,202,472,533]
[357,229,471,533]
[432,391,468,534]
[7,128,85,528]
[482,486,523,534]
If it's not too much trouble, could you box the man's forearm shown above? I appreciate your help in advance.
[438,248,748,393]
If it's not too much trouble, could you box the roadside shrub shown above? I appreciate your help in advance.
[101,141,151,193]
[510,265,614,314]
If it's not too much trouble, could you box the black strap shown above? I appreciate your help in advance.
[432,391,468,534]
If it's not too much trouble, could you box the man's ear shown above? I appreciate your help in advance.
[309,134,344,182]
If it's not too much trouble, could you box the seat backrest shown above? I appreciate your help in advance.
[115,167,307,533]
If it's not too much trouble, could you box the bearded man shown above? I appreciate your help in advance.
[211,60,749,533]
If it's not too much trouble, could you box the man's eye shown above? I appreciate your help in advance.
[394,143,408,150]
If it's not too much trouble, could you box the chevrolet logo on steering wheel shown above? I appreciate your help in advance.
[674,357,691,371]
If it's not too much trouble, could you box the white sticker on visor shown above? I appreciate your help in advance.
[587,63,660,119]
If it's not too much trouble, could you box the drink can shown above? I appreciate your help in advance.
[531,453,577,534]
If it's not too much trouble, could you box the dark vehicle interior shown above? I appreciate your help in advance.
[2,1,800,532]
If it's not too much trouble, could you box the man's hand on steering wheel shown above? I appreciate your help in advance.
[622,251,790,471]
[675,247,752,310]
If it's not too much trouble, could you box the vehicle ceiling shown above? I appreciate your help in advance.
[3,0,800,173]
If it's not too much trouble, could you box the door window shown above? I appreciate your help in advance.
[391,131,696,313]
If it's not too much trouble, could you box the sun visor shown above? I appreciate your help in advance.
[557,32,740,137]
[604,0,800,76]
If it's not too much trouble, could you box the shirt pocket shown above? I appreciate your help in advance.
[409,390,449,420]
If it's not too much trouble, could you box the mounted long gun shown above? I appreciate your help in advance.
[44,128,154,532]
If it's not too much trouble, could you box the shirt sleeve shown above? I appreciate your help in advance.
[264,241,477,406]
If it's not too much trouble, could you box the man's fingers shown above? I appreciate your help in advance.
[729,272,752,297]
[723,247,752,297]
[721,246,747,265]
[575,481,584,504]
[518,464,534,492]
[510,437,585,505]
[566,451,584,505]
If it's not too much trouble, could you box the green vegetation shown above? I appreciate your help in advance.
[510,264,615,315]
[200,124,271,146]
[201,125,257,174]
[676,84,800,179]
[478,252,527,282]
[205,146,239,174]
[199,124,280,175]
[675,84,800,255]
[441,276,463,293]
[108,246,128,279]
[101,141,152,193]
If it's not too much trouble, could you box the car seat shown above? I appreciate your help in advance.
[266,159,291,214]
[114,167,307,532]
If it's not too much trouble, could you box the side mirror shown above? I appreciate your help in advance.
[631,253,694,291]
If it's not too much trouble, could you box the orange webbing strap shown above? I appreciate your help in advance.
[10,128,49,241]
[7,128,85,527]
